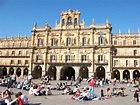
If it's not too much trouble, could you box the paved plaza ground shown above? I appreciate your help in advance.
[0,79,139,105]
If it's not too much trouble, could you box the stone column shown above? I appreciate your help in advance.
[56,66,61,80]
[74,66,80,80]
[130,70,133,80]
[120,70,123,80]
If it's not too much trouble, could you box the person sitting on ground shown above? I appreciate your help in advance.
[78,89,89,101]
[10,93,23,105]
[106,88,112,99]
[45,87,52,96]
[18,92,29,105]
[99,89,105,100]
[1,90,11,105]
[62,87,72,95]
[118,87,125,97]
[71,89,81,100]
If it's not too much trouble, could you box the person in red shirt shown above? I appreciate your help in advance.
[10,93,23,105]
[87,75,96,99]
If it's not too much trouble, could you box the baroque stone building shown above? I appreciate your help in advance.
[0,9,140,80]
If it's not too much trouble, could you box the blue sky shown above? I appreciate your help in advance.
[0,0,140,38]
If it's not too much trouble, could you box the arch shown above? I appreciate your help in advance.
[79,66,89,79]
[60,66,75,80]
[3,67,7,76]
[96,66,105,79]
[62,19,65,26]
[9,68,14,75]
[32,65,42,79]
[112,70,120,80]
[23,68,28,76]
[47,66,57,80]
[123,70,130,80]
[74,18,78,25]
[16,68,21,77]
[68,17,72,25]
[133,70,140,79]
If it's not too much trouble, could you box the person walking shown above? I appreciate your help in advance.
[88,75,96,99]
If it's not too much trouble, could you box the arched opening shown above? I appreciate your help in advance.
[3,67,7,76]
[62,19,65,26]
[16,68,21,77]
[32,65,42,79]
[112,70,120,80]
[74,18,77,25]
[60,66,75,80]
[133,70,140,79]
[79,66,89,79]
[68,17,72,25]
[123,70,130,80]
[9,68,14,75]
[23,68,28,76]
[96,66,105,79]
[48,66,56,80]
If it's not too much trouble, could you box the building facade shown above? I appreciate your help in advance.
[0,9,140,80]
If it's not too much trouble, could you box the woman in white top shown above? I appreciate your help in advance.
[1,90,11,105]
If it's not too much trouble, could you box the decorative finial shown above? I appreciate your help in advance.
[46,21,48,27]
[56,20,58,25]
[33,22,37,30]
[92,18,94,25]
[106,18,109,24]
[128,28,130,35]
[18,33,20,38]
[119,29,121,34]
[82,19,85,24]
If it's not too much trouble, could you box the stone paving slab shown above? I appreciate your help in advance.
[0,79,139,105]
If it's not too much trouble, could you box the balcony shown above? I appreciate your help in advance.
[32,59,44,64]
[94,59,108,65]
[47,59,91,66]
[113,64,140,69]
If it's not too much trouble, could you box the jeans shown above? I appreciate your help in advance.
[89,86,94,98]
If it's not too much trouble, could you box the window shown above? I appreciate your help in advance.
[27,43,30,47]
[114,49,117,56]
[0,51,2,56]
[66,38,71,46]
[66,55,70,62]
[18,60,21,65]
[11,60,14,64]
[114,40,117,45]
[114,60,118,66]
[133,40,136,45]
[25,60,28,65]
[36,55,42,61]
[6,51,9,56]
[26,51,30,56]
[50,55,55,62]
[12,51,15,56]
[19,43,22,47]
[7,43,10,47]
[62,19,65,26]
[19,51,22,56]
[13,43,15,47]
[126,60,128,66]
[81,55,86,61]
[98,37,103,45]
[82,37,86,46]
[68,17,72,25]
[134,60,138,66]
[123,40,126,45]
[38,38,43,46]
[74,18,77,25]
[51,38,56,46]
[134,50,137,56]
[98,55,103,61]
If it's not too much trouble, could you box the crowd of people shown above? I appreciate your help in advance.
[0,74,140,104]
